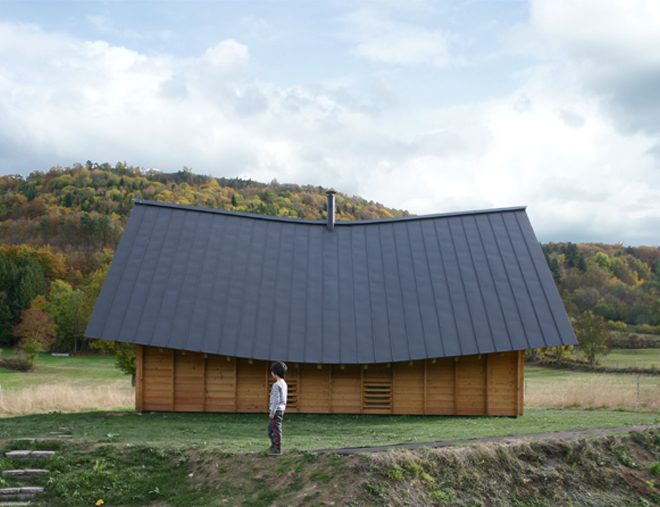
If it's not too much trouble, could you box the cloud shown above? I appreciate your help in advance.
[343,9,453,66]
[0,17,658,245]
[521,0,660,135]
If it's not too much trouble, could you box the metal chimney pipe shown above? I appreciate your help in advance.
[326,190,336,231]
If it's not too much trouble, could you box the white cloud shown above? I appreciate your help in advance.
[515,0,660,134]
[0,17,658,245]
[343,10,453,66]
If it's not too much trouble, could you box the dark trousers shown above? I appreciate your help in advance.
[268,410,284,451]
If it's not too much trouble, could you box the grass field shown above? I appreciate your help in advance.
[525,366,660,410]
[0,351,133,415]
[0,408,658,453]
[598,348,660,369]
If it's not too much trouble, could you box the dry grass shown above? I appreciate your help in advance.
[0,381,134,416]
[526,374,660,411]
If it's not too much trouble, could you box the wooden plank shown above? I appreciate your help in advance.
[170,349,175,411]
[485,355,489,415]
[393,362,423,414]
[298,365,330,412]
[142,347,174,411]
[135,345,144,412]
[455,355,486,415]
[236,359,267,413]
[518,350,525,416]
[423,360,427,415]
[174,351,204,412]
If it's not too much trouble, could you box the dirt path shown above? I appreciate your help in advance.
[319,423,660,454]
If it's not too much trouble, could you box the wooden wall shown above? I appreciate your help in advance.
[136,346,524,416]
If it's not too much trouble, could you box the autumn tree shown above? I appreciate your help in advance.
[573,311,609,368]
[13,307,57,367]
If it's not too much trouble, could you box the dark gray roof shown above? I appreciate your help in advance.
[85,200,577,363]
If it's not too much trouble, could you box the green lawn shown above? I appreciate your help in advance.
[0,350,129,389]
[0,408,657,453]
[598,348,660,369]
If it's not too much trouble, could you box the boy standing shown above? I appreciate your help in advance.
[268,361,288,455]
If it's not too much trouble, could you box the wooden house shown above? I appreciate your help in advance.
[85,194,577,416]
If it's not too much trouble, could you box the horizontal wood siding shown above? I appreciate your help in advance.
[174,351,204,411]
[487,353,518,416]
[393,362,424,414]
[298,365,330,413]
[236,359,266,413]
[205,356,236,412]
[425,358,455,415]
[142,347,174,411]
[455,355,487,415]
[331,365,361,413]
[138,347,521,416]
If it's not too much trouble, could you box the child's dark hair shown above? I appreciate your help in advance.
[270,361,287,378]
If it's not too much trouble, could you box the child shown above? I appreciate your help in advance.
[268,361,288,455]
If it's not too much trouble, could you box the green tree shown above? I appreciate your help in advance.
[573,311,609,368]
[46,280,86,352]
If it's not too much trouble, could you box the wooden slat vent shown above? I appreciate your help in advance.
[363,380,392,410]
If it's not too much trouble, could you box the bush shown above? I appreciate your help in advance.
[0,354,32,371]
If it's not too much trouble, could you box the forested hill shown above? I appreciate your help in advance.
[0,162,407,275]
[0,162,658,351]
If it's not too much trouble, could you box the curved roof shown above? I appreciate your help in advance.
[85,200,577,363]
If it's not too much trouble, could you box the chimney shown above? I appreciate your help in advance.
[326,190,336,231]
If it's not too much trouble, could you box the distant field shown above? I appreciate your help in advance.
[525,366,659,410]
[0,350,132,415]
[598,348,660,369]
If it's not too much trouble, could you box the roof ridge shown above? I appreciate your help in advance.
[133,199,527,225]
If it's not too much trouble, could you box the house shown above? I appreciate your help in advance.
[85,193,577,416]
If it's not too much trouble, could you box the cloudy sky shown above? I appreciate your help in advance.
[1,0,659,245]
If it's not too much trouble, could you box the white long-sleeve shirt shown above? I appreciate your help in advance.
[269,378,287,416]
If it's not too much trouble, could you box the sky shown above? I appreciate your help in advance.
[0,0,659,245]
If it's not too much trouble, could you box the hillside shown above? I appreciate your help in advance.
[0,162,658,352]
[1,427,658,506]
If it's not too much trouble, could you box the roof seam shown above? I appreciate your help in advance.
[112,205,153,342]
[502,213,544,349]
[448,218,480,354]
[265,220,284,361]
[364,227,376,362]
[433,219,463,355]
[183,210,215,352]
[403,223,427,359]
[377,225,395,362]
[199,216,229,354]
[166,211,203,349]
[249,221,271,359]
[487,213,532,350]
[460,216,498,353]
[229,219,257,356]
[419,221,445,357]
[212,218,240,355]
[349,227,360,363]
[145,208,185,348]
[475,215,515,351]
[513,212,566,346]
